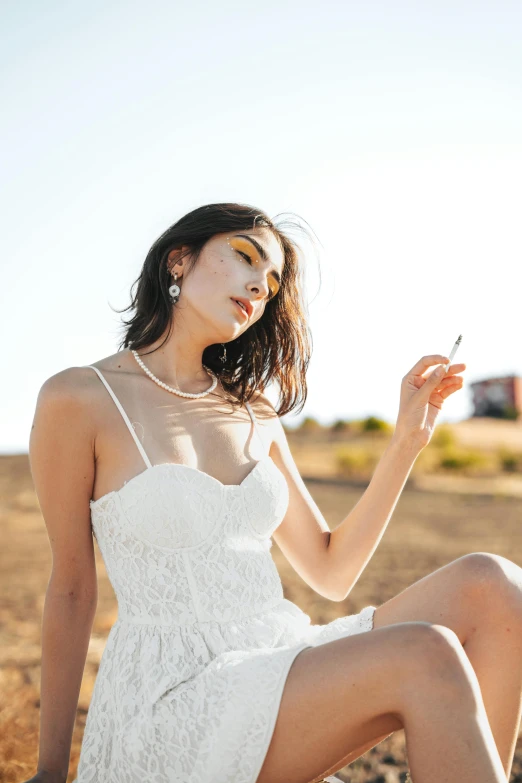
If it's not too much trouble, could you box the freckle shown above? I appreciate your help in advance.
[506,627,511,632]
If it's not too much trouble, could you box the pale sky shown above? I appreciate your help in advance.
[2,1,521,451]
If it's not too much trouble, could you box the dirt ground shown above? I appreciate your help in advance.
[2,444,522,782]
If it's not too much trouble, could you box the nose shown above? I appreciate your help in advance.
[247,276,270,300]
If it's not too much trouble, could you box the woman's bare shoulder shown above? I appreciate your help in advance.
[37,350,130,412]
[34,350,136,461]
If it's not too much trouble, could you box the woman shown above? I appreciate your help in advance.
[27,202,520,783]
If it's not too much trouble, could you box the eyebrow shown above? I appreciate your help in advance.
[233,234,282,286]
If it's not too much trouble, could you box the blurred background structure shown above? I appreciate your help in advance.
[470,375,522,419]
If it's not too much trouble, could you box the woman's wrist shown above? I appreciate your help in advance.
[390,429,426,455]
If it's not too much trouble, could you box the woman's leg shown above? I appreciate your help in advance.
[256,621,506,783]
[371,551,522,779]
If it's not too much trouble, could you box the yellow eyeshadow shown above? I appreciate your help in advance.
[228,236,256,255]
[228,236,280,296]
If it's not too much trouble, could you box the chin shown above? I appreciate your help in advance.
[212,322,243,342]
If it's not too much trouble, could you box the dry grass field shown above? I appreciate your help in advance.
[2,418,522,782]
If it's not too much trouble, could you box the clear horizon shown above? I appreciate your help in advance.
[2,1,521,452]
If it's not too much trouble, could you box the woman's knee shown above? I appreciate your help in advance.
[461,552,522,602]
[398,622,481,702]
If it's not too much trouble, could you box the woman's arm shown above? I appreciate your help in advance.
[38,583,97,779]
[29,369,99,780]
[326,356,466,600]
[325,435,421,600]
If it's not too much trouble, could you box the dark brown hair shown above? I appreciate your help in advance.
[114,202,317,417]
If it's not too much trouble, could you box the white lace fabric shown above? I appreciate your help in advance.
[72,366,376,783]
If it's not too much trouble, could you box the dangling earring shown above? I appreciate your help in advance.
[169,271,180,304]
[220,343,227,364]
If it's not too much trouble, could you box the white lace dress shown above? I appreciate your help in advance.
[72,366,376,783]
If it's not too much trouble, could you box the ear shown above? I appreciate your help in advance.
[167,245,190,275]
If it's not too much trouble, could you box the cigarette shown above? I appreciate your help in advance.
[443,334,463,372]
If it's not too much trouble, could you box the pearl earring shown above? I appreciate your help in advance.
[169,271,180,303]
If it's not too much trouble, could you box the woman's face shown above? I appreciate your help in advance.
[171,228,285,342]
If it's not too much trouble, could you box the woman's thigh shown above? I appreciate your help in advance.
[372,552,496,642]
[323,553,504,777]
[255,621,470,783]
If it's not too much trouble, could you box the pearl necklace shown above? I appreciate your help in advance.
[131,349,219,399]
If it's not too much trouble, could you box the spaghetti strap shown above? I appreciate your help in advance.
[244,400,267,455]
[85,365,153,470]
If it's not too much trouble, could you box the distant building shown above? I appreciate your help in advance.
[469,375,522,420]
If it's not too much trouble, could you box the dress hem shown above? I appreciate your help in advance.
[249,641,314,783]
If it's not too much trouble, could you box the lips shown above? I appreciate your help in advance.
[231,298,252,319]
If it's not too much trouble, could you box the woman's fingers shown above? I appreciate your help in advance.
[440,380,463,398]
[443,362,466,376]
[414,373,464,390]
[407,354,450,377]
[407,355,467,379]
[422,362,466,379]
[444,362,466,373]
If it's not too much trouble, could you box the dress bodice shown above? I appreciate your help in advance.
[85,365,290,626]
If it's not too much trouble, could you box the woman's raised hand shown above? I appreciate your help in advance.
[393,353,466,450]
